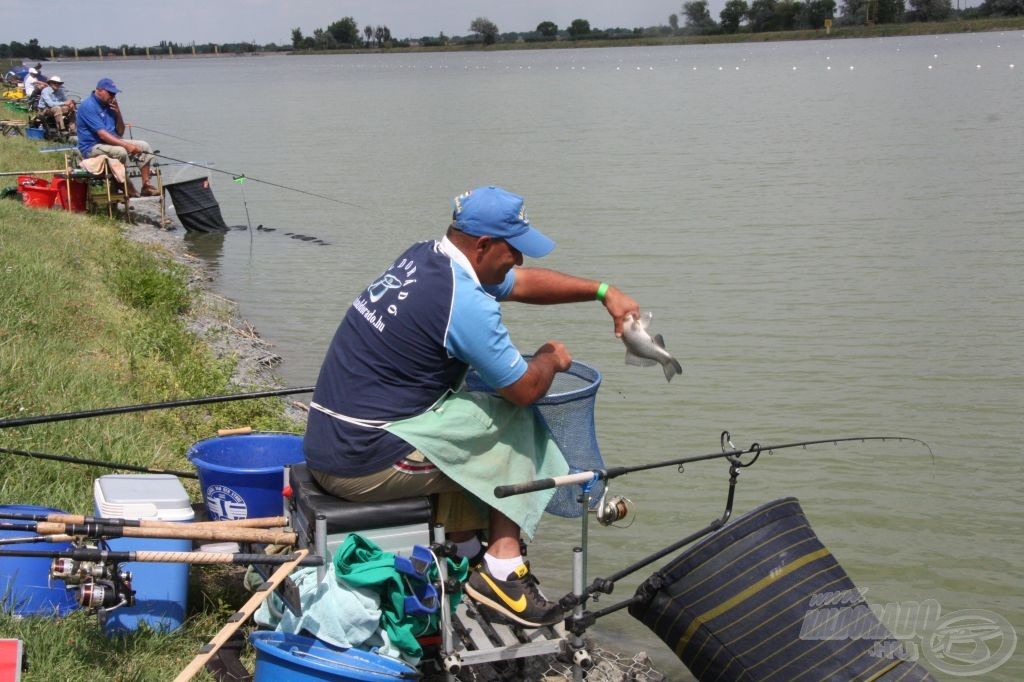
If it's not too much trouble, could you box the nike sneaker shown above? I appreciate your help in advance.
[464,561,564,628]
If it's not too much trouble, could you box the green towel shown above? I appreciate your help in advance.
[385,391,569,539]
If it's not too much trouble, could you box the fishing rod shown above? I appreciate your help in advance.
[154,160,216,168]
[0,546,322,567]
[0,534,74,546]
[0,169,66,177]
[125,123,205,145]
[0,509,286,530]
[150,152,370,210]
[0,385,313,429]
[494,434,933,499]
[0,445,198,478]
[0,520,297,545]
[528,432,933,630]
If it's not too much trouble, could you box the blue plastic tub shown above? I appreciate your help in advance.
[187,432,304,520]
[250,631,418,681]
[0,505,79,617]
[25,127,45,140]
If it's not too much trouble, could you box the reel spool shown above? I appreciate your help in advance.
[50,556,134,610]
[51,557,113,583]
[77,573,134,610]
[596,490,636,527]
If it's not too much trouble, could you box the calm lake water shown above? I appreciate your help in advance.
[54,34,1023,679]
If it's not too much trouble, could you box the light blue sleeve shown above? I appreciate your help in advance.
[483,268,516,301]
[447,268,527,390]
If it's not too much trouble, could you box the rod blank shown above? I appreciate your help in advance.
[0,386,314,430]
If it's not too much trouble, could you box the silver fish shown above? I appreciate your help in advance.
[622,312,683,382]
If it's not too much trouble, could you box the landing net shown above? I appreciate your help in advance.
[466,360,605,518]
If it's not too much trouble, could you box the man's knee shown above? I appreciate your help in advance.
[91,146,128,163]
[132,141,154,166]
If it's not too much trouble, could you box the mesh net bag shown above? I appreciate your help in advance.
[465,360,605,518]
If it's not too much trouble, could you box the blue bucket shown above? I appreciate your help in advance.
[186,432,304,521]
[250,631,418,681]
[0,505,79,617]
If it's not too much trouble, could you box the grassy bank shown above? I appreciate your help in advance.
[0,137,298,680]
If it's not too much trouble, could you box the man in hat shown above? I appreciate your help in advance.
[21,66,40,91]
[304,185,639,627]
[38,75,76,135]
[75,77,158,197]
[21,67,44,102]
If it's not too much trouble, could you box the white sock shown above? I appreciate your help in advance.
[454,536,481,561]
[484,554,524,580]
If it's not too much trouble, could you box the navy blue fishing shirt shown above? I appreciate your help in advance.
[303,239,527,477]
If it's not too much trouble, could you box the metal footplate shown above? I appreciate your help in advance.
[446,598,571,669]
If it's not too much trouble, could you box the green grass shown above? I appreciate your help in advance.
[0,137,298,680]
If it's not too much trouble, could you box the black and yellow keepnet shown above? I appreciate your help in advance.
[629,497,935,681]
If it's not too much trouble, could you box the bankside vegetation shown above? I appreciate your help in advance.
[0,136,297,680]
[3,0,1023,59]
[288,0,1022,49]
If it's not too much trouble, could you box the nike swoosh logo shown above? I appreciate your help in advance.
[479,572,527,613]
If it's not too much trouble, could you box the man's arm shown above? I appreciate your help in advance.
[497,341,572,407]
[505,267,640,338]
[108,97,126,137]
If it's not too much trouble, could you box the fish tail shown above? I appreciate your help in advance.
[662,358,683,382]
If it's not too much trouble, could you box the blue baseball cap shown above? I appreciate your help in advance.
[96,77,120,94]
[452,186,555,258]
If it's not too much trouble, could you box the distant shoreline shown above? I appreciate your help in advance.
[33,15,1024,63]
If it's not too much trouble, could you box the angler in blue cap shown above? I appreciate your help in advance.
[75,77,159,197]
[304,185,640,628]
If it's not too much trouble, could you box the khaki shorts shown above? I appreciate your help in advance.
[310,451,487,533]
[89,140,154,168]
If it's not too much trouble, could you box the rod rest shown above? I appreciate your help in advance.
[286,463,432,535]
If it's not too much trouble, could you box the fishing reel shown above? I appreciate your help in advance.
[595,488,636,527]
[51,556,134,610]
[52,557,112,583]
[76,575,134,610]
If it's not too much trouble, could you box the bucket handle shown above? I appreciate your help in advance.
[216,426,252,436]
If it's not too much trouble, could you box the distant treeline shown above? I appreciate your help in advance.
[289,0,1024,49]
[677,0,1020,34]
[1,39,283,61]
[2,0,1021,59]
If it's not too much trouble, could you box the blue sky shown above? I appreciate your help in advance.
[3,0,699,48]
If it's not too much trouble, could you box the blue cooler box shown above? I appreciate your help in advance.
[93,474,194,635]
[0,505,79,617]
